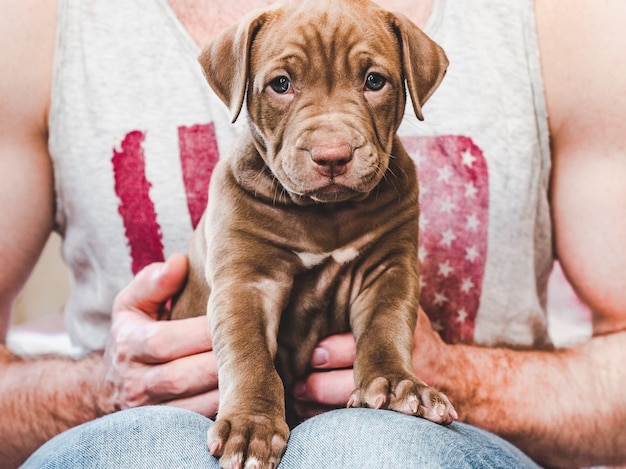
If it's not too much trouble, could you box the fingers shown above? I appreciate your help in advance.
[292,401,339,420]
[294,368,354,407]
[108,308,212,364]
[166,388,220,419]
[290,333,356,418]
[113,253,189,320]
[104,254,216,412]
[110,253,212,362]
[137,315,212,363]
[293,368,354,419]
[310,333,356,369]
[104,340,218,411]
[146,350,218,400]
[104,313,214,406]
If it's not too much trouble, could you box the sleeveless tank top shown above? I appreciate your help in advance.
[49,0,553,352]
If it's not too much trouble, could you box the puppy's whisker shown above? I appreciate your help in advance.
[253,170,269,199]
[382,155,404,199]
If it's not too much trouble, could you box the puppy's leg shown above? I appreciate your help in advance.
[206,272,292,469]
[170,216,210,320]
[348,262,457,425]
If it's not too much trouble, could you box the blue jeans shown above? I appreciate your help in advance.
[23,407,539,468]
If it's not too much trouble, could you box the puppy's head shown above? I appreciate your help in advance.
[200,0,448,205]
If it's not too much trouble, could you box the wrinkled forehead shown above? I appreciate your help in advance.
[250,1,402,81]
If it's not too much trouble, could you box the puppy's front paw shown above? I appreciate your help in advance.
[348,376,458,425]
[207,413,289,469]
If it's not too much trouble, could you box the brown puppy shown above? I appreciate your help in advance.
[171,0,455,467]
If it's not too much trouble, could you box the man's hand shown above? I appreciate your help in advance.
[103,253,219,417]
[292,308,446,418]
[292,333,355,418]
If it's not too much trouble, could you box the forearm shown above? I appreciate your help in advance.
[428,332,626,468]
[0,345,111,468]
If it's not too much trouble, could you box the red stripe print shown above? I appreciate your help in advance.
[112,130,165,275]
[178,123,220,229]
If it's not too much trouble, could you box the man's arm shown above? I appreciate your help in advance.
[538,0,626,334]
[0,3,218,466]
[1,255,219,468]
[0,349,110,467]
[295,318,626,468]
[0,2,108,465]
[0,0,57,341]
[415,321,626,468]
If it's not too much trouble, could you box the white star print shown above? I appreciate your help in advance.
[438,261,454,277]
[465,245,479,262]
[437,166,453,184]
[457,309,468,323]
[461,278,475,293]
[439,197,455,214]
[464,182,478,198]
[440,229,456,248]
[466,214,480,231]
[462,149,476,167]
[433,292,449,306]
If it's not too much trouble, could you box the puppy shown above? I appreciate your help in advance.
[171,0,456,467]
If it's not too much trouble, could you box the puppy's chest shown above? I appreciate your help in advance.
[274,248,367,380]
[280,244,374,340]
[268,204,415,338]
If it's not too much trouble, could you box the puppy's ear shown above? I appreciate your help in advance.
[198,10,269,123]
[390,13,448,121]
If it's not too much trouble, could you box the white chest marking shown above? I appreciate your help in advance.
[297,251,330,268]
[297,245,361,268]
[331,246,360,264]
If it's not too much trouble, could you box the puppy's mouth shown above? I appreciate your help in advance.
[305,182,365,203]
[271,136,388,204]
[286,169,382,204]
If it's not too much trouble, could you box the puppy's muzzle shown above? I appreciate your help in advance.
[310,142,353,179]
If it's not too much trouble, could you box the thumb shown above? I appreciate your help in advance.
[311,333,356,369]
[113,253,189,320]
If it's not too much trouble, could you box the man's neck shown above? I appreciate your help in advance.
[168,0,434,46]
[167,0,273,46]
[377,0,434,29]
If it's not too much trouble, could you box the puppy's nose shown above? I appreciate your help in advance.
[310,143,353,178]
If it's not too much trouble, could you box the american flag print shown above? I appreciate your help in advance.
[112,130,165,275]
[178,123,220,229]
[112,124,219,274]
[402,135,489,344]
[112,126,489,344]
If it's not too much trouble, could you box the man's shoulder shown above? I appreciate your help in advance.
[537,0,626,334]
[0,0,57,135]
[535,0,626,140]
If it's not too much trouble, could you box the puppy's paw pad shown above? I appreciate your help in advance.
[349,376,393,410]
[346,391,362,408]
[391,379,457,425]
[207,414,288,469]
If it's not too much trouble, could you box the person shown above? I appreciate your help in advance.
[1,0,624,467]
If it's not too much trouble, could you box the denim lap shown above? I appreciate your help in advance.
[23,406,539,469]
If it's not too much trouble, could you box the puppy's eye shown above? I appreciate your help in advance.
[365,73,386,91]
[269,76,291,94]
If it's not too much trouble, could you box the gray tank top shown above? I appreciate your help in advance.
[49,0,552,352]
